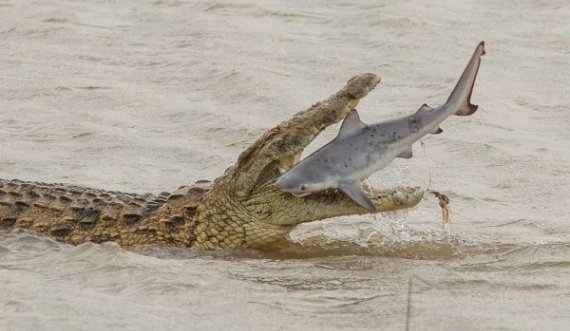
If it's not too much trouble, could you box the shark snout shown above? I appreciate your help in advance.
[274,176,288,190]
[275,174,312,197]
[275,175,298,191]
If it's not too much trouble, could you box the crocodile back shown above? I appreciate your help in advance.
[0,179,169,245]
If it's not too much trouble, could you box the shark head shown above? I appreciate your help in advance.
[275,108,367,199]
[275,164,330,197]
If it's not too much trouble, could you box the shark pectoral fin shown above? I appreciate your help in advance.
[398,148,413,159]
[338,109,367,139]
[339,181,376,211]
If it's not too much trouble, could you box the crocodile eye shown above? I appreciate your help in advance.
[300,185,307,191]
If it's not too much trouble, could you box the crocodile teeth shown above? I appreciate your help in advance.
[278,152,302,174]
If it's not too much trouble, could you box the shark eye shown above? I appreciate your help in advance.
[300,185,307,191]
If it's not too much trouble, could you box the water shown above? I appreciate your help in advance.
[1,0,569,330]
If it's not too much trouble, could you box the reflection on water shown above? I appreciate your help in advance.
[1,0,569,330]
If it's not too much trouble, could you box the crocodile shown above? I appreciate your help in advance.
[0,73,424,251]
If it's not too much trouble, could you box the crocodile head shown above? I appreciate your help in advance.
[190,73,425,250]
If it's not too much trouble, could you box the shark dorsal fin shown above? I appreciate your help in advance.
[338,109,366,139]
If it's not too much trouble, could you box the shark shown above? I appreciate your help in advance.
[275,41,485,210]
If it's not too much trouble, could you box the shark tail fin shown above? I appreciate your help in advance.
[446,41,485,116]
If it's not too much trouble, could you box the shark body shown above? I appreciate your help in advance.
[275,42,486,210]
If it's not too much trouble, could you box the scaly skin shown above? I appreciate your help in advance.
[0,74,424,250]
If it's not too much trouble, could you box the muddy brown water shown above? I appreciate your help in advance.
[1,0,569,330]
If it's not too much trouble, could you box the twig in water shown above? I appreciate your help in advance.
[406,277,413,331]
